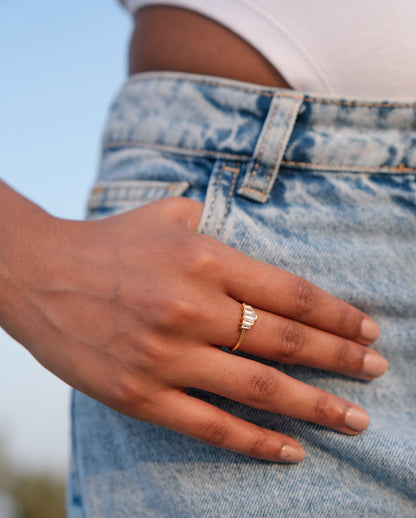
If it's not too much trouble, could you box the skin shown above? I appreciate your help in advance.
[0,7,388,463]
[129,6,291,87]
[0,183,386,463]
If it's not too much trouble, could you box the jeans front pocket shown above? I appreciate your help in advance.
[86,179,190,220]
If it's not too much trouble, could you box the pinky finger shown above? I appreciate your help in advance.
[158,390,305,463]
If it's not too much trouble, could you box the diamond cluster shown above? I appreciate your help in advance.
[240,303,258,330]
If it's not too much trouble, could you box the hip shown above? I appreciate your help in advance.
[69,72,416,517]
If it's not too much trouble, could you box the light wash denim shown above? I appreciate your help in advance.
[68,72,416,517]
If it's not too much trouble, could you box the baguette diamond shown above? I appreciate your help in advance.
[241,304,257,330]
[230,303,258,352]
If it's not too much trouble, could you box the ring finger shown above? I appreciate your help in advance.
[202,298,387,380]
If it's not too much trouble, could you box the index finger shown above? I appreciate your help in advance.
[220,246,379,345]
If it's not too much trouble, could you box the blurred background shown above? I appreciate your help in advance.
[0,1,131,515]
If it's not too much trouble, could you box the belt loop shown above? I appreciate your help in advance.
[238,92,304,203]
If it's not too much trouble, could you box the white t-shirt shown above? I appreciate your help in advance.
[119,0,416,100]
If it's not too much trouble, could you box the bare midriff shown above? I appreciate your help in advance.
[128,6,291,88]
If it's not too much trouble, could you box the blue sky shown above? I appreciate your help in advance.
[0,0,131,474]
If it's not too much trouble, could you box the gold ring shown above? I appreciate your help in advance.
[230,303,258,352]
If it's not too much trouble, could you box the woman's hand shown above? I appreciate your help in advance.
[0,191,387,463]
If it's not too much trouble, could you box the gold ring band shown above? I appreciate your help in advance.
[230,303,258,352]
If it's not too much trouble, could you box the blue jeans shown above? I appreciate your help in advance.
[68,72,416,517]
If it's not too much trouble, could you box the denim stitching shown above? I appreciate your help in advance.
[87,181,187,206]
[102,140,251,161]
[281,160,416,173]
[216,165,240,238]
[201,161,225,234]
[220,165,241,174]
[304,97,416,108]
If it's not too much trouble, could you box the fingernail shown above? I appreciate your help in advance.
[360,318,380,342]
[278,445,305,463]
[363,353,388,377]
[345,407,369,433]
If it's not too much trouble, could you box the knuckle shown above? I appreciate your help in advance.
[246,429,269,458]
[335,340,352,370]
[276,321,305,360]
[184,237,220,276]
[139,337,174,370]
[113,372,149,414]
[336,340,366,372]
[199,418,228,446]
[164,196,200,227]
[247,367,280,405]
[154,295,199,330]
[338,307,363,339]
[313,395,332,421]
[290,278,315,320]
[159,196,189,221]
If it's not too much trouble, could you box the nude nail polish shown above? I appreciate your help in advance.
[278,445,305,463]
[363,353,388,377]
[345,407,369,433]
[360,318,380,342]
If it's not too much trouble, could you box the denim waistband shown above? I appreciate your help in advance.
[103,71,416,203]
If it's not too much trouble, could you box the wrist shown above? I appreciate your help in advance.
[0,186,51,278]
[0,181,62,343]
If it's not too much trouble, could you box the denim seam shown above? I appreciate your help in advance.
[88,180,186,198]
[201,161,225,234]
[126,74,416,108]
[304,97,416,108]
[216,164,240,237]
[281,160,416,173]
[102,140,251,161]
[126,74,307,100]
[87,185,189,209]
